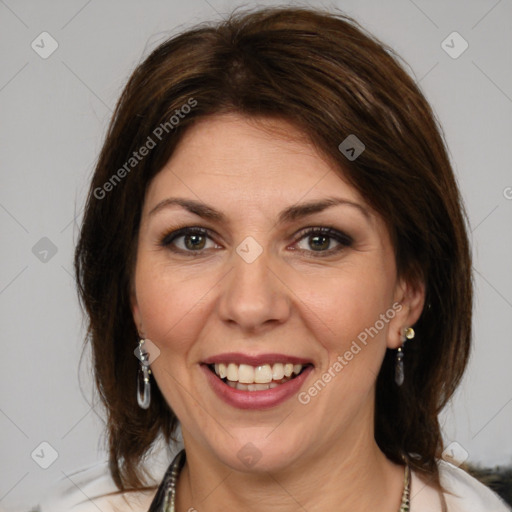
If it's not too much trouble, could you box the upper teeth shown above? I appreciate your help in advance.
[214,363,304,383]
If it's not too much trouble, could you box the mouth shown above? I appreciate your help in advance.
[201,353,315,409]
[206,362,313,391]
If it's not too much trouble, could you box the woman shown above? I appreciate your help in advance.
[38,6,509,512]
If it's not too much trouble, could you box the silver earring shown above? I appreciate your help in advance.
[137,339,152,409]
[395,327,415,386]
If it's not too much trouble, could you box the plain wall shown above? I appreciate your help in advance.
[1,0,511,509]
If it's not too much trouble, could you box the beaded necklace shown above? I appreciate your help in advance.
[149,450,411,512]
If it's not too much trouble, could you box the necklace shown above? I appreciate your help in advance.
[152,449,411,512]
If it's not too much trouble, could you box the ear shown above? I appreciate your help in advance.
[386,276,426,349]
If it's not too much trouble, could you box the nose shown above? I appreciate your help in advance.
[217,240,291,333]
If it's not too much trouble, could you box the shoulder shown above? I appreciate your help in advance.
[28,441,178,511]
[439,460,511,511]
[29,460,160,512]
[411,459,511,512]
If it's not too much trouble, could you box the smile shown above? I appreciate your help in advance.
[201,353,314,409]
[209,362,308,391]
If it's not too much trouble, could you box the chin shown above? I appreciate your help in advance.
[205,429,308,474]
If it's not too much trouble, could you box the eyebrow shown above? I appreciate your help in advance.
[148,196,370,224]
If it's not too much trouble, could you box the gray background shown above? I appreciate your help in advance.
[1,0,511,509]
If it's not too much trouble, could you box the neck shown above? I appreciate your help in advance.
[176,426,405,512]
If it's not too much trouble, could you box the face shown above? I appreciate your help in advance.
[131,114,423,473]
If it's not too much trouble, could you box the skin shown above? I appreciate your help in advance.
[131,113,425,512]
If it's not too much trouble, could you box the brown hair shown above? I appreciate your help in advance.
[74,5,472,499]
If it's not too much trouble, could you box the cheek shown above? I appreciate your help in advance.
[301,262,395,367]
[294,277,393,422]
[133,259,215,356]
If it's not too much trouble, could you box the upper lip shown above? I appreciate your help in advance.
[202,352,314,366]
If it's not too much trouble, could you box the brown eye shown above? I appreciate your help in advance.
[160,227,218,253]
[308,234,331,251]
[183,233,206,250]
[295,227,353,256]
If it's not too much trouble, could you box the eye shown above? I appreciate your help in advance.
[160,227,220,253]
[159,225,352,257]
[293,227,353,256]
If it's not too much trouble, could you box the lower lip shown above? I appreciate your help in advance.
[201,364,314,410]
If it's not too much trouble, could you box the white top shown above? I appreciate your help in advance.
[26,458,511,512]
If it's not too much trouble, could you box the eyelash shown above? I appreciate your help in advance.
[159,226,353,258]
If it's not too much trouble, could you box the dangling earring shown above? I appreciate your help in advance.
[395,327,415,386]
[137,339,152,409]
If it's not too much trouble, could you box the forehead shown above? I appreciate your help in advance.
[143,113,367,217]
